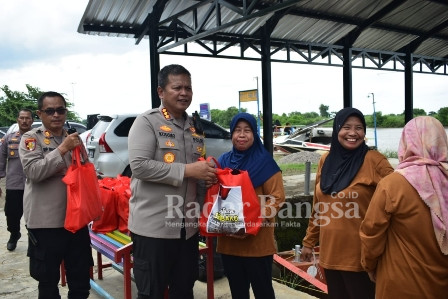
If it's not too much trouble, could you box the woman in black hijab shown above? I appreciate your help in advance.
[300,107,394,299]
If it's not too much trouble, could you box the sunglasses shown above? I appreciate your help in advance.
[40,108,68,116]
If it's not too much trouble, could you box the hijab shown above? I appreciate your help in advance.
[395,116,448,254]
[320,107,370,194]
[218,113,280,188]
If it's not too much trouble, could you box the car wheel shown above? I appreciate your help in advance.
[123,166,132,178]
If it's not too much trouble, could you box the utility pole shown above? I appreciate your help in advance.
[368,93,378,149]
[71,82,76,107]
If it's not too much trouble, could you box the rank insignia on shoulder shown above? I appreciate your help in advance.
[189,127,196,133]
[25,138,37,151]
[163,152,175,163]
[160,125,172,132]
[162,108,171,120]
[44,138,51,145]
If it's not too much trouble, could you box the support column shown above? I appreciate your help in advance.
[261,27,274,154]
[149,23,160,109]
[404,51,413,123]
[342,47,353,108]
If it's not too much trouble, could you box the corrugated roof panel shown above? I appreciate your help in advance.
[295,0,392,19]
[160,0,197,23]
[273,16,355,44]
[355,28,417,52]
[160,2,272,38]
[381,0,448,31]
[223,14,274,36]
[77,0,448,61]
[441,26,448,36]
[78,0,155,37]
[416,38,448,57]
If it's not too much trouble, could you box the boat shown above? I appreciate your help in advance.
[273,118,334,153]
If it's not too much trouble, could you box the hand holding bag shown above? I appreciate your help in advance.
[199,157,262,236]
[62,145,103,233]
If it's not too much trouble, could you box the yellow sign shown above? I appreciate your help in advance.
[239,89,258,102]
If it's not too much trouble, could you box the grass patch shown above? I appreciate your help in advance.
[380,149,398,159]
[278,163,318,176]
[274,149,398,177]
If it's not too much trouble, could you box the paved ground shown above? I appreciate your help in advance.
[0,178,316,299]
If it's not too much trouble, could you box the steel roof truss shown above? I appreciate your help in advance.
[157,0,301,53]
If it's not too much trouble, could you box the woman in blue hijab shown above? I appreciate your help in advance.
[216,112,285,299]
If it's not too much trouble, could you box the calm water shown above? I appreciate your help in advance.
[366,127,448,152]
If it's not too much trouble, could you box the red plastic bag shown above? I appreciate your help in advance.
[115,175,131,233]
[91,175,131,233]
[62,146,103,233]
[199,157,262,236]
[91,179,119,233]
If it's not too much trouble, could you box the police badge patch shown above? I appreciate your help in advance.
[163,152,175,163]
[25,138,37,151]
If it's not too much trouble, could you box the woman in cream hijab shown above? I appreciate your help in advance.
[360,116,448,298]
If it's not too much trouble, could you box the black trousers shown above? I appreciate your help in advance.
[131,232,199,299]
[4,189,24,234]
[324,268,375,299]
[27,226,93,299]
[221,254,275,299]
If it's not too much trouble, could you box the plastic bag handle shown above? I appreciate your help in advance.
[71,145,89,167]
[71,146,81,167]
[198,156,221,169]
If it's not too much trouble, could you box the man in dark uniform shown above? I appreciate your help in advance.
[0,108,33,251]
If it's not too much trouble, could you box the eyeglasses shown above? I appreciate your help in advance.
[40,108,68,116]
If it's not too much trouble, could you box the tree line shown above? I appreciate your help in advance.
[0,85,81,127]
[211,104,448,129]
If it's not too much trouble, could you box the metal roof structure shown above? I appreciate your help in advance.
[78,0,448,152]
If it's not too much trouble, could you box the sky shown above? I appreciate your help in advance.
[1,0,447,121]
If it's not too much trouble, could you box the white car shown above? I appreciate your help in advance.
[80,129,92,149]
[86,114,233,178]
[5,121,87,136]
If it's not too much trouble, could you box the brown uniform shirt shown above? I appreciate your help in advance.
[303,150,394,271]
[360,172,448,298]
[217,171,285,257]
